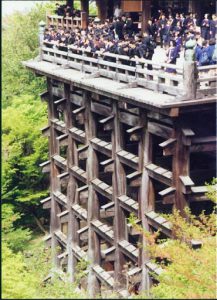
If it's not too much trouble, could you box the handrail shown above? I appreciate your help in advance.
[41,41,217,99]
[47,15,82,30]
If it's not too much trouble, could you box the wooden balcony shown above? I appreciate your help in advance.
[40,41,217,101]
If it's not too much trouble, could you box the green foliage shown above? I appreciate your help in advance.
[2,237,87,299]
[2,2,56,107]
[206,177,217,204]
[2,94,49,228]
[129,185,216,300]
[2,204,32,252]
[2,2,51,223]
[2,242,38,299]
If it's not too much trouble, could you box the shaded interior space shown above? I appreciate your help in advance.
[98,152,113,186]
[76,141,87,171]
[190,152,216,185]
[152,135,172,171]
[181,111,216,138]
[121,123,139,156]
[93,108,113,143]
[152,178,173,214]
[59,145,68,160]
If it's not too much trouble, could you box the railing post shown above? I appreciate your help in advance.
[183,39,198,100]
[183,61,198,100]
[39,20,46,60]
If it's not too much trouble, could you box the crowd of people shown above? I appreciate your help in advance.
[54,3,81,18]
[44,6,217,68]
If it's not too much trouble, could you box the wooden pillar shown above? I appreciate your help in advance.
[183,61,197,100]
[64,83,78,282]
[96,0,108,22]
[113,101,126,290]
[86,92,100,297]
[188,0,202,18]
[47,78,61,267]
[81,0,89,13]
[141,0,151,33]
[81,0,89,29]
[172,119,190,215]
[139,113,154,293]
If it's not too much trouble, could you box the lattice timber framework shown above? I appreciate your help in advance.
[23,36,217,295]
[34,76,216,297]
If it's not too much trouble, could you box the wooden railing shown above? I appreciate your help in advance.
[47,13,88,30]
[47,15,82,29]
[41,41,217,99]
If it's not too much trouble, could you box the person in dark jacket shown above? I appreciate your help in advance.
[159,14,167,47]
[198,40,210,66]
[125,17,134,37]
[210,14,217,39]
[166,40,179,73]
[207,38,216,64]
[115,17,124,40]
[201,14,210,41]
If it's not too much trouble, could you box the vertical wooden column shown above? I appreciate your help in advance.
[172,119,190,215]
[81,0,89,29]
[96,0,108,22]
[47,77,61,267]
[64,83,78,282]
[183,61,197,100]
[141,0,151,33]
[86,92,100,297]
[188,0,202,18]
[113,101,127,290]
[139,113,154,292]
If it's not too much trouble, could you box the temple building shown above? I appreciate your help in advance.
[24,0,216,297]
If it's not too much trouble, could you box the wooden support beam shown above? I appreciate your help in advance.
[92,178,113,200]
[92,264,115,288]
[159,138,176,156]
[91,220,114,243]
[172,120,191,214]
[179,176,195,194]
[40,90,49,101]
[119,111,140,127]
[148,122,173,139]
[145,163,172,186]
[41,125,50,137]
[56,133,68,146]
[70,165,87,184]
[91,137,112,157]
[53,191,67,207]
[182,128,195,146]
[99,115,114,124]
[91,101,112,117]
[40,196,51,209]
[118,240,139,263]
[146,211,172,238]
[57,210,69,223]
[72,106,85,114]
[39,160,51,173]
[54,98,66,105]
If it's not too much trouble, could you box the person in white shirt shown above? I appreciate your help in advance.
[114,5,122,18]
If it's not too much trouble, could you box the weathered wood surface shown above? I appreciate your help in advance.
[32,68,216,297]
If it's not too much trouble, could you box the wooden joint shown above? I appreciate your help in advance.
[72,106,85,114]
[40,196,51,209]
[39,160,51,173]
[99,115,114,124]
[181,128,195,146]
[40,91,49,101]
[54,98,66,105]
[179,176,194,194]
[41,125,50,137]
